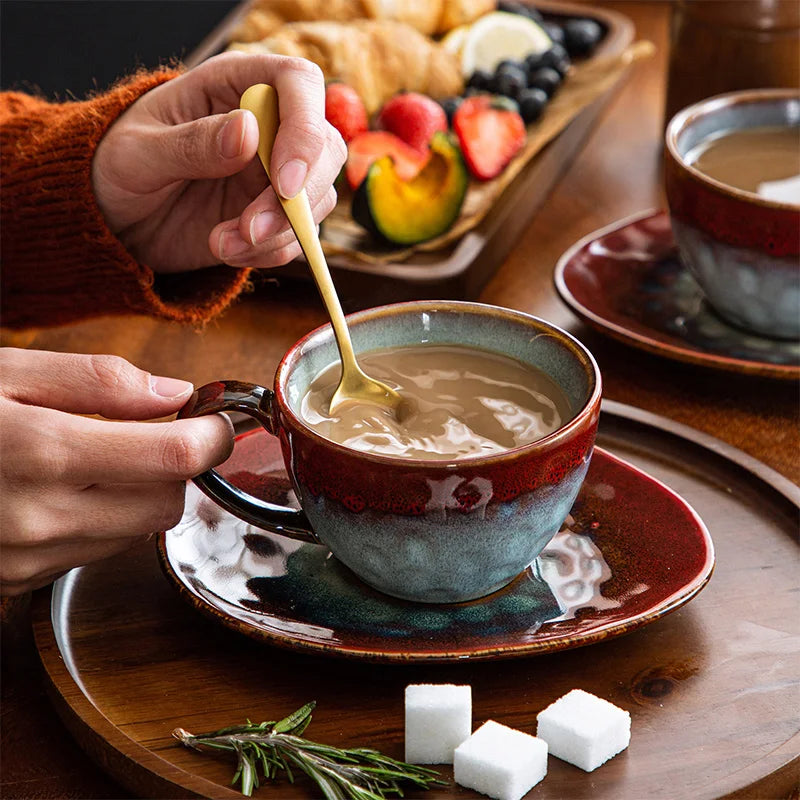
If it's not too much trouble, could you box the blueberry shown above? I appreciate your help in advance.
[562,18,604,57]
[517,87,548,123]
[498,1,531,16]
[539,43,571,77]
[500,2,544,24]
[467,69,493,92]
[439,96,463,125]
[491,67,527,100]
[496,58,527,75]
[527,66,562,97]
[523,6,544,24]
[542,21,566,47]
[524,52,545,76]
[495,3,545,28]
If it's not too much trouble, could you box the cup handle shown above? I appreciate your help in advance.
[178,380,317,544]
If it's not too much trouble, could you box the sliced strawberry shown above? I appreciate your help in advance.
[375,92,448,154]
[452,95,526,181]
[345,131,428,190]
[325,82,368,144]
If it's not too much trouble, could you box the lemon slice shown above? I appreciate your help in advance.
[460,11,552,77]
[441,24,470,59]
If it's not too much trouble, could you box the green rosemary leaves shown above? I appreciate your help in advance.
[173,701,444,798]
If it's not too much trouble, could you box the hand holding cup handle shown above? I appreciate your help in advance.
[173,301,601,605]
[178,381,316,543]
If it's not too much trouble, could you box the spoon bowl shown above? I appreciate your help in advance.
[239,83,403,415]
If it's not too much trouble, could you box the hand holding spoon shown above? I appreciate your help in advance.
[239,84,402,416]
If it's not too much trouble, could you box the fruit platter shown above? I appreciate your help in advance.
[189,0,642,300]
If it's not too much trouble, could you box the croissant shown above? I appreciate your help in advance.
[436,0,496,33]
[230,20,465,114]
[230,0,495,42]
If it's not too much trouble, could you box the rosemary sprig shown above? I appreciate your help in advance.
[173,701,444,799]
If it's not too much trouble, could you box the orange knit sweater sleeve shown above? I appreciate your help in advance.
[0,70,252,330]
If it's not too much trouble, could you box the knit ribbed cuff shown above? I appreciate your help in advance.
[1,70,252,330]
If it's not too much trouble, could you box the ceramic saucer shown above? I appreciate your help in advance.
[554,209,800,379]
[158,427,714,662]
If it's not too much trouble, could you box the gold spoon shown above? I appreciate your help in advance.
[240,83,402,415]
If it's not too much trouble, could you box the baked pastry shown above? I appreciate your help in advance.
[230,0,495,42]
[231,20,465,113]
[436,0,496,32]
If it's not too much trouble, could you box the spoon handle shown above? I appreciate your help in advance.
[239,84,358,373]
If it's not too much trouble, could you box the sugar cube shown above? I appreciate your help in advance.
[536,689,630,772]
[454,720,548,800]
[405,684,472,764]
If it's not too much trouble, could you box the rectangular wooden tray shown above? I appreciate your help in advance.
[187,1,635,303]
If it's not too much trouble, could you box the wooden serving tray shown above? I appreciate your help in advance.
[186,1,636,304]
[32,402,799,799]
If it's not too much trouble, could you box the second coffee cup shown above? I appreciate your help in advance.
[179,301,602,603]
[664,89,800,339]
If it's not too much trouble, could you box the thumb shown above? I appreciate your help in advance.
[1,349,195,421]
[148,108,259,183]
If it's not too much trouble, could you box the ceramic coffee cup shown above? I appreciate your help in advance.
[665,89,800,339]
[179,301,601,603]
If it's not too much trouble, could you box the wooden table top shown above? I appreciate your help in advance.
[1,3,797,799]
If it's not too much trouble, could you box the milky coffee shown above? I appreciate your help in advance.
[300,344,571,461]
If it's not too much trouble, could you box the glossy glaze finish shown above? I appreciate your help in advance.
[159,425,714,661]
[6,7,799,797]
[184,301,602,603]
[178,380,314,539]
[555,210,800,378]
[664,89,800,338]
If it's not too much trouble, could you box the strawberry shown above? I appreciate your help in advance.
[345,131,427,190]
[452,95,526,181]
[325,82,368,143]
[375,92,448,154]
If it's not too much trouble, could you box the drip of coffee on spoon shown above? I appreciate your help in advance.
[239,84,403,416]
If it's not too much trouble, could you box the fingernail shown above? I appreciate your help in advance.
[249,211,281,244]
[277,159,308,198]
[219,230,249,261]
[150,376,193,398]
[220,111,246,159]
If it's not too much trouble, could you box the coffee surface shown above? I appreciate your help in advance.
[686,125,800,202]
[300,344,571,460]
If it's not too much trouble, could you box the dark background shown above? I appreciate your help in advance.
[1,0,240,98]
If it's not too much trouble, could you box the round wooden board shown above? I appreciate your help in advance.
[32,403,800,800]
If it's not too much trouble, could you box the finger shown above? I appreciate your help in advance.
[1,570,69,596]
[263,58,328,198]
[81,481,188,536]
[170,52,331,197]
[210,186,337,267]
[238,182,338,251]
[71,413,234,484]
[10,408,234,485]
[237,128,344,247]
[1,481,187,547]
[0,349,194,419]
[222,238,305,270]
[143,108,260,184]
[0,537,145,596]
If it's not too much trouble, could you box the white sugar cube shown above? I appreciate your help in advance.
[536,689,630,772]
[454,720,548,800]
[405,684,472,764]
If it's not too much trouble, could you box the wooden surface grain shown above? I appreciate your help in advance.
[1,3,798,798]
[26,404,800,799]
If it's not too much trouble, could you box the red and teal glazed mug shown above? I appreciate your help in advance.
[665,89,800,339]
[179,301,602,603]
